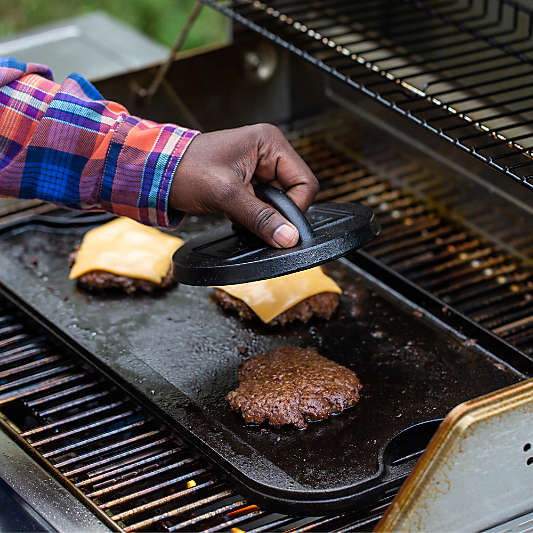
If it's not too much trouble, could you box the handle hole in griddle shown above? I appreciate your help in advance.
[384,419,443,468]
[527,457,533,466]
[524,443,531,452]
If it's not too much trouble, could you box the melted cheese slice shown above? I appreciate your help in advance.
[215,267,342,323]
[69,217,183,284]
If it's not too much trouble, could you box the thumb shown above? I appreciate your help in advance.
[222,186,300,248]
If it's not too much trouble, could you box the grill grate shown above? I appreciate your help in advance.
[202,0,533,190]
[288,121,533,355]
[0,301,399,531]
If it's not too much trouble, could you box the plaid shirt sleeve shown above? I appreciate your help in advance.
[0,57,200,227]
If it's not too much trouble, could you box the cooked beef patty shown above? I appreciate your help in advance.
[214,289,339,325]
[69,248,176,294]
[226,346,362,429]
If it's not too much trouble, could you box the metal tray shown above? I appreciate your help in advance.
[0,211,527,513]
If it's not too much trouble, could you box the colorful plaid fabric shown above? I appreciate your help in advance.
[0,57,199,227]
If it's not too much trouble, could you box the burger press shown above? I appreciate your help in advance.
[173,184,381,285]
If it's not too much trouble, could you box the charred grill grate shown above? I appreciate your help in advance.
[202,0,533,190]
[288,121,533,355]
[0,301,399,531]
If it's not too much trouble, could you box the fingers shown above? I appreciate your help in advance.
[169,123,317,249]
[217,183,300,248]
[253,124,319,212]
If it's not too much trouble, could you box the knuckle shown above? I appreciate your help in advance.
[254,206,277,234]
[256,122,281,139]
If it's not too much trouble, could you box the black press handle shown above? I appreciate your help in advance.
[254,184,314,243]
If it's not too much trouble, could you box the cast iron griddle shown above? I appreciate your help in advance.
[0,211,524,513]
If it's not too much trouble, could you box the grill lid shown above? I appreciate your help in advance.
[173,184,380,285]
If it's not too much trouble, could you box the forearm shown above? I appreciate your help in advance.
[0,58,199,227]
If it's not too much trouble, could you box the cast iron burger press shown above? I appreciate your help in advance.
[173,184,380,285]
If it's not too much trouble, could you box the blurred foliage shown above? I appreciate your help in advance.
[0,0,228,51]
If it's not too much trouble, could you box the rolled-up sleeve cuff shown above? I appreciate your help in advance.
[99,116,200,228]
[161,127,200,228]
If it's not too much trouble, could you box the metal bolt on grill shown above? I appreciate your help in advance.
[203,0,533,190]
[0,301,399,531]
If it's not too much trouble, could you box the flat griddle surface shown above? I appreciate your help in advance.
[0,212,523,511]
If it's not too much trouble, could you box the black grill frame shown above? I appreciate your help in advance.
[1,13,533,525]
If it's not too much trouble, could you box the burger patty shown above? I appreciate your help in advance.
[214,289,339,325]
[226,346,362,429]
[69,249,176,294]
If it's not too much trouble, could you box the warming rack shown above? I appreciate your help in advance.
[201,0,533,191]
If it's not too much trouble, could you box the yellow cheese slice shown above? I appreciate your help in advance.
[215,267,342,323]
[69,217,183,284]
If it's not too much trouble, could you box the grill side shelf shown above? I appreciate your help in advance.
[202,0,533,191]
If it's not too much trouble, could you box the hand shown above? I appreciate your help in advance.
[170,123,319,248]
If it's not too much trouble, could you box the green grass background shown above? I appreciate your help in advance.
[0,0,228,51]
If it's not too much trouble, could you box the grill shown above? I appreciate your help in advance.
[0,119,531,530]
[1,0,533,530]
[203,0,533,190]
